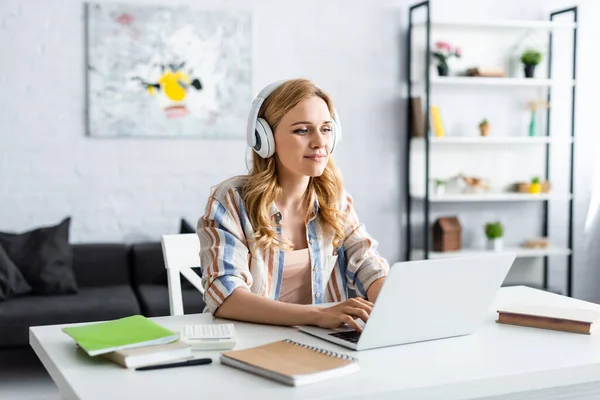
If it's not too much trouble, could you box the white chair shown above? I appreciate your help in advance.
[160,233,204,316]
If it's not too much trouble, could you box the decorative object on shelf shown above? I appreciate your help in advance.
[514,180,551,193]
[410,97,425,137]
[485,221,504,251]
[432,41,461,76]
[432,178,447,196]
[466,67,505,77]
[430,106,446,137]
[521,238,550,249]
[478,119,490,136]
[529,177,542,194]
[459,174,489,193]
[433,216,462,252]
[520,49,542,78]
[527,100,550,136]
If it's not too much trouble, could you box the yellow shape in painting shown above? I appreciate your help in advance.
[174,71,191,85]
[158,71,186,101]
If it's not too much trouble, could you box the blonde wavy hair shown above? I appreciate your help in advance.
[242,79,346,252]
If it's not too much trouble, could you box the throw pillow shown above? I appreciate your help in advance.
[0,244,32,301]
[180,218,195,234]
[0,217,78,295]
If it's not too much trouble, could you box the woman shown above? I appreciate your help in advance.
[197,79,389,332]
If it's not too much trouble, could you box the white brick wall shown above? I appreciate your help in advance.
[2,0,599,302]
[0,0,406,263]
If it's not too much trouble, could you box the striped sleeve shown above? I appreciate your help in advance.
[341,191,390,299]
[197,195,253,314]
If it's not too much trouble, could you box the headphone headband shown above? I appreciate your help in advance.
[246,80,287,148]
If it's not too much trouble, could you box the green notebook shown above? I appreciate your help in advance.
[62,315,179,356]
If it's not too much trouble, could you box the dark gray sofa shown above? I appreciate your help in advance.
[0,242,205,349]
[130,242,205,317]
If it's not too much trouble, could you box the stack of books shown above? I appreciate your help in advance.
[62,315,192,369]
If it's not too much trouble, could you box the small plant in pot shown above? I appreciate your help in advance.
[432,41,462,76]
[432,178,447,196]
[529,176,542,194]
[485,221,504,251]
[520,49,542,78]
[479,119,490,136]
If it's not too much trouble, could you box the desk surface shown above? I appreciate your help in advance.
[30,286,600,400]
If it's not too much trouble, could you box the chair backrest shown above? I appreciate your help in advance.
[160,233,204,316]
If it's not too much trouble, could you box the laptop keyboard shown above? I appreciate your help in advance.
[328,330,361,343]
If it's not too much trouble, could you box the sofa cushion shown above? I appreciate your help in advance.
[72,244,130,287]
[0,244,31,301]
[137,284,205,317]
[0,217,77,295]
[0,285,140,348]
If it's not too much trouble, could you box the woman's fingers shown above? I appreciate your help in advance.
[343,306,370,323]
[341,315,363,332]
[347,298,373,315]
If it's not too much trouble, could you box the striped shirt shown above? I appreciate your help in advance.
[197,176,390,314]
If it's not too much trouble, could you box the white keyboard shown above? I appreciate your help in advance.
[182,324,235,339]
[179,324,237,351]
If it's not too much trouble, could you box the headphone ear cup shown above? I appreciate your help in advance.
[253,118,275,158]
[330,118,342,154]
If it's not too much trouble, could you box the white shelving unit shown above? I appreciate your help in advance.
[412,136,573,145]
[410,246,572,260]
[412,20,577,30]
[406,2,577,295]
[411,193,572,202]
[415,76,576,87]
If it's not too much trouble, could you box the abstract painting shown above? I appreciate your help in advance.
[86,3,252,138]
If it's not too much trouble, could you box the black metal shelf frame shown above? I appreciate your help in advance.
[405,2,578,296]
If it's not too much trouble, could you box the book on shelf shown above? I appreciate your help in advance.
[466,67,506,77]
[220,339,359,386]
[496,304,600,334]
[62,315,179,356]
[101,340,192,369]
[430,106,445,137]
[410,97,425,137]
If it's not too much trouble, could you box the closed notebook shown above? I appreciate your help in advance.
[101,340,192,369]
[62,315,179,356]
[497,304,600,334]
[220,339,359,386]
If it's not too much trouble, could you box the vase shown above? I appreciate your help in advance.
[529,183,542,194]
[437,65,449,76]
[528,110,536,136]
[524,64,536,78]
[434,185,445,196]
[487,238,504,251]
[479,125,490,136]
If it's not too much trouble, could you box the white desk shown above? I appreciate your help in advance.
[30,286,600,400]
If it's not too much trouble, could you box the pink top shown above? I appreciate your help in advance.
[278,248,312,305]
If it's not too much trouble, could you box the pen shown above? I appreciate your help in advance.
[136,358,212,371]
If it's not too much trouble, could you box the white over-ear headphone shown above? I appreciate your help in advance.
[246,80,343,159]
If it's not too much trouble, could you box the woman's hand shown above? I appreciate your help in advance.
[312,298,374,332]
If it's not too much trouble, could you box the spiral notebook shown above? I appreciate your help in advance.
[220,339,359,386]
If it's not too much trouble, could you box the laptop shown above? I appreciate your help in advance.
[298,253,516,351]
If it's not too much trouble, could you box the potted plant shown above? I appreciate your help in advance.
[479,119,490,136]
[432,41,462,76]
[529,176,542,194]
[520,49,542,78]
[432,178,447,196]
[485,221,504,251]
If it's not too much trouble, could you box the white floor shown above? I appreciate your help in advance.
[0,348,60,400]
